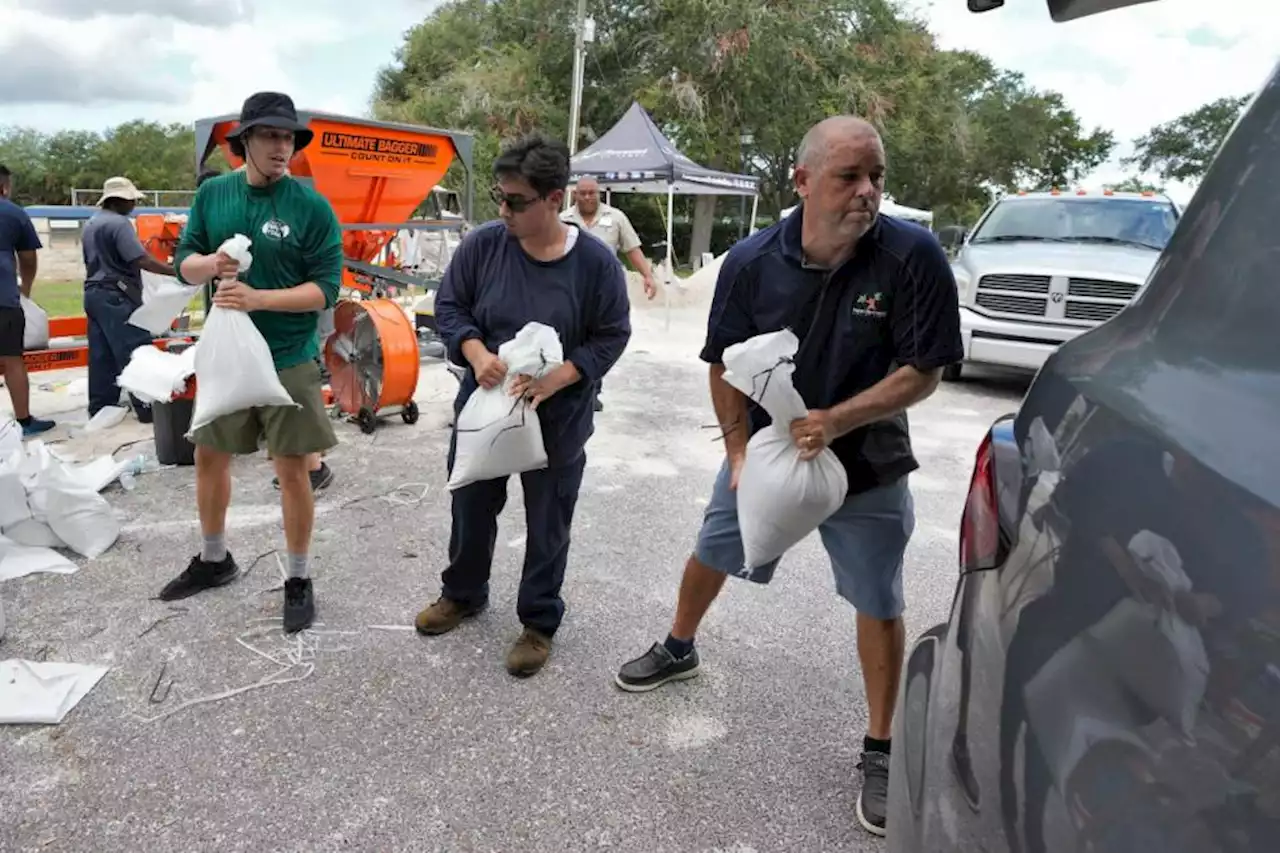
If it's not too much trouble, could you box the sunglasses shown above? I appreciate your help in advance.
[490,186,543,213]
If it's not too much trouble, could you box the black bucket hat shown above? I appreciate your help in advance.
[226,91,313,151]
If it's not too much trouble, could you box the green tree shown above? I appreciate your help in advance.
[373,0,1117,257]
[1105,176,1165,193]
[1124,94,1250,183]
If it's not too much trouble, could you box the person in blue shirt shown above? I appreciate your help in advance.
[415,134,632,677]
[81,176,177,422]
[0,164,55,436]
[613,116,963,838]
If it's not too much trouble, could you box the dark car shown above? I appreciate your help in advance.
[888,2,1280,851]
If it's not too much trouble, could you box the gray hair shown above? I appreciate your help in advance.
[797,116,881,170]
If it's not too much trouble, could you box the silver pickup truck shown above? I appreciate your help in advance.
[940,189,1180,380]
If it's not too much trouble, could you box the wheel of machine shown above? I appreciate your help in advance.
[357,407,377,434]
[401,400,420,425]
[942,361,963,382]
[325,297,422,425]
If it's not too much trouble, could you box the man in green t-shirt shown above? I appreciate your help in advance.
[158,92,344,633]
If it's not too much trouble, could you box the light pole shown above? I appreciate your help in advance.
[738,132,754,240]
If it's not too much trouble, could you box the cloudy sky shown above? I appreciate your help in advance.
[2,0,1276,202]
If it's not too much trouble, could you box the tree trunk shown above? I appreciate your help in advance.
[688,194,717,269]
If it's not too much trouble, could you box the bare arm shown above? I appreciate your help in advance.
[138,253,176,278]
[710,363,751,460]
[17,250,37,297]
[255,282,327,313]
[829,365,942,438]
[624,246,654,280]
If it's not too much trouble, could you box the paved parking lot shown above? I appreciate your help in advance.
[1,301,1028,852]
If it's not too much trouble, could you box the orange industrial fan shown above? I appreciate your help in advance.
[324,299,421,433]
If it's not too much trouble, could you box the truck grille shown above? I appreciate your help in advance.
[1068,278,1141,300]
[978,274,1051,293]
[1065,302,1125,322]
[975,293,1048,316]
[974,273,1140,323]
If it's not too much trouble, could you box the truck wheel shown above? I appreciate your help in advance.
[942,362,963,382]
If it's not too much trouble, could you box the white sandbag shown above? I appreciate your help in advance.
[83,405,128,433]
[0,533,78,582]
[118,344,197,404]
[0,449,30,529]
[187,234,298,435]
[447,322,564,491]
[44,476,119,559]
[129,270,201,335]
[722,330,848,570]
[0,418,20,457]
[2,518,66,550]
[21,295,49,350]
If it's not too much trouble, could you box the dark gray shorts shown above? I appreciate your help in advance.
[694,459,915,619]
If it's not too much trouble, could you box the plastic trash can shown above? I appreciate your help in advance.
[152,376,197,466]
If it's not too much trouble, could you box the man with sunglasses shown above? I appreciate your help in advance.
[416,134,632,678]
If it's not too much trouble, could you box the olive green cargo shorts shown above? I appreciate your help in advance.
[191,361,337,457]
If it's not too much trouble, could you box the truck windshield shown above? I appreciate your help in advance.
[969,197,1178,251]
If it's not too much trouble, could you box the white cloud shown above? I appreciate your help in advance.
[908,0,1280,200]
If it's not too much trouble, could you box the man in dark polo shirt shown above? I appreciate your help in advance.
[614,116,962,838]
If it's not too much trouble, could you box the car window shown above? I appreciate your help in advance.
[971,198,1178,249]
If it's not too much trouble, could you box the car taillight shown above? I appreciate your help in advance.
[959,431,1000,572]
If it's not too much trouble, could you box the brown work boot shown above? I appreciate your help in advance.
[414,596,484,636]
[506,628,553,677]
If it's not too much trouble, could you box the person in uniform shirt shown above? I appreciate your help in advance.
[561,176,655,410]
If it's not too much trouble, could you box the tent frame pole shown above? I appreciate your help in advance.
[747,194,759,236]
[664,186,674,332]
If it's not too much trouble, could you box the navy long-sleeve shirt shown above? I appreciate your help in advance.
[435,220,632,466]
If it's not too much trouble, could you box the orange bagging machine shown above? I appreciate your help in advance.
[193,111,475,432]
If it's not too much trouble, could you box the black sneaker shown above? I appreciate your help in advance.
[158,554,240,601]
[283,577,315,633]
[856,750,890,837]
[273,462,334,492]
[614,642,700,692]
[21,417,55,437]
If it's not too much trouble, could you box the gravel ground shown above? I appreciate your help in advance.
[1,298,1028,853]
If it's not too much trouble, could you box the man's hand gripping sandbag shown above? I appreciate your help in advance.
[448,322,564,491]
[187,234,299,436]
[722,330,848,570]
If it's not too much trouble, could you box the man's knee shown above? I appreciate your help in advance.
[273,454,312,487]
[195,444,232,470]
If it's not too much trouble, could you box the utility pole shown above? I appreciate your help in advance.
[567,0,588,156]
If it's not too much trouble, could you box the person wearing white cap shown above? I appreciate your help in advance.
[80,176,177,421]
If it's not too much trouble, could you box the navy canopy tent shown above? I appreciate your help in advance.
[570,102,759,326]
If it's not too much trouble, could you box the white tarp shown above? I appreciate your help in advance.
[0,659,109,725]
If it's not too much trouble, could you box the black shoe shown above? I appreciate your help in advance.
[856,750,890,837]
[614,642,700,692]
[20,417,55,437]
[283,577,315,633]
[273,462,334,492]
[158,554,240,601]
[593,398,604,412]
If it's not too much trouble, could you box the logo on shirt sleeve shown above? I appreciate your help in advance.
[852,291,887,319]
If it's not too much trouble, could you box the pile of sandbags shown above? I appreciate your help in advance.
[0,429,129,573]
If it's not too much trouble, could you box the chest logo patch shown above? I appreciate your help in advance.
[852,291,887,319]
[261,219,291,241]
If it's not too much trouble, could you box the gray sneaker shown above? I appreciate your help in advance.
[857,750,890,836]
